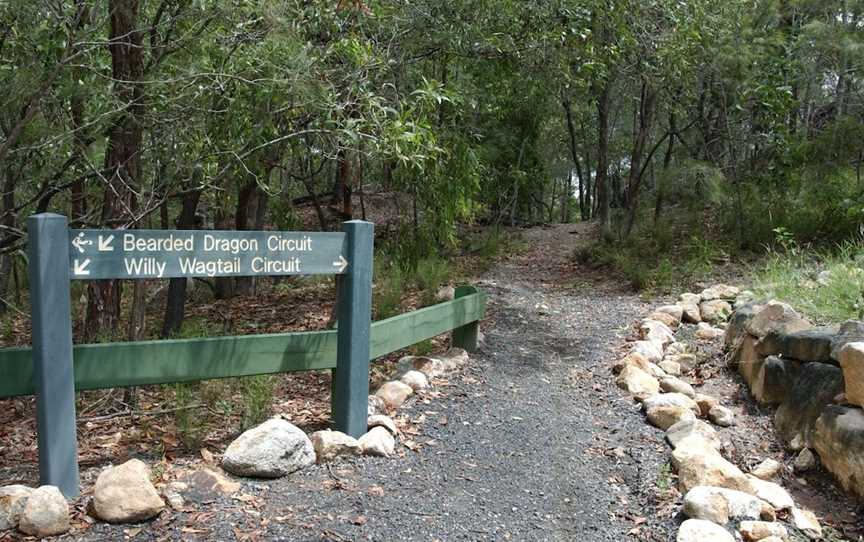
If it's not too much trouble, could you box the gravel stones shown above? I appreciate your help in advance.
[18,486,69,537]
[222,418,315,478]
[93,459,165,523]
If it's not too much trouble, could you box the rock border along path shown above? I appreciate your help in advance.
[612,283,859,541]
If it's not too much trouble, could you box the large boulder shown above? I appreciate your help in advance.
[18,486,69,538]
[774,362,844,447]
[672,443,753,493]
[830,320,864,361]
[746,300,811,339]
[813,405,864,498]
[222,418,315,478]
[310,430,361,463]
[93,459,165,523]
[616,365,660,400]
[700,299,732,324]
[838,342,864,407]
[682,486,766,524]
[646,405,696,430]
[677,519,734,542]
[0,485,32,531]
[752,356,801,405]
[760,328,835,363]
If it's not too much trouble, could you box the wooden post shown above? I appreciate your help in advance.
[332,220,374,437]
[27,213,79,497]
[452,285,481,352]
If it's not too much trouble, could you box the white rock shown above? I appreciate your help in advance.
[643,393,700,415]
[435,285,455,302]
[738,520,787,541]
[0,485,32,531]
[640,319,676,346]
[222,418,315,478]
[656,304,684,324]
[673,444,754,493]
[750,458,782,480]
[708,405,735,427]
[93,458,165,523]
[368,395,388,416]
[677,519,734,542]
[616,365,660,400]
[18,486,69,537]
[367,415,398,435]
[658,359,682,376]
[793,448,816,473]
[666,419,720,451]
[790,507,822,539]
[666,342,690,355]
[358,426,395,457]
[694,394,719,417]
[310,430,361,463]
[660,376,696,398]
[399,370,429,391]
[696,322,726,340]
[630,340,664,363]
[745,475,794,510]
[683,486,765,524]
[646,404,696,430]
[375,380,414,409]
[746,300,811,338]
[701,284,740,301]
[700,299,733,323]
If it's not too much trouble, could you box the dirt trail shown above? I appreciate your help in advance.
[78,224,675,541]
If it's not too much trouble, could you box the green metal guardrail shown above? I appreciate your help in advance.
[0,285,485,398]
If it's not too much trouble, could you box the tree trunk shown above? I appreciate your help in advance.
[624,81,658,238]
[85,0,143,342]
[161,186,202,337]
[654,111,676,225]
[596,81,613,242]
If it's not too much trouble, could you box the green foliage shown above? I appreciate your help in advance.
[753,239,864,323]
[238,375,276,431]
[172,383,207,449]
[373,258,405,320]
[414,256,451,306]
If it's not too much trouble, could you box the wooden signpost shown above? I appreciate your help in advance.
[27,214,374,497]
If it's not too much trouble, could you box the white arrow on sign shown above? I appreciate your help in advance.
[73,259,91,276]
[71,233,92,253]
[333,255,348,273]
[98,234,115,252]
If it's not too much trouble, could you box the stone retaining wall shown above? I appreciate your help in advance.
[727,301,864,499]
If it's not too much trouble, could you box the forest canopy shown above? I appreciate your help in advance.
[2,0,864,337]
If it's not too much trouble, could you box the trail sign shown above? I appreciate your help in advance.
[67,229,349,280]
[28,214,373,498]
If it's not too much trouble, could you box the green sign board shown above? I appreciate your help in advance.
[68,229,348,279]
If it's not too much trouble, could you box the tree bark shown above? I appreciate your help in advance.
[85,0,143,342]
[595,81,613,242]
[623,80,658,238]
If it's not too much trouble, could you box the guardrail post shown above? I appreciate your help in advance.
[452,285,481,352]
[27,213,79,497]
[332,220,374,437]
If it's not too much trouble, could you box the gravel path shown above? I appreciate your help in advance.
[76,225,675,541]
